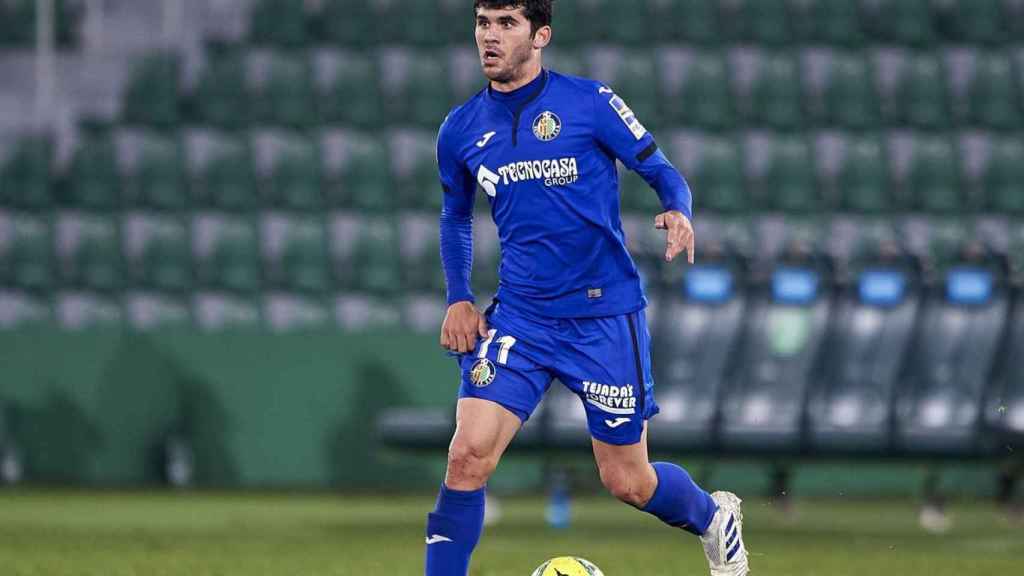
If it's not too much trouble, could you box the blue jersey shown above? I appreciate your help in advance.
[438,69,692,318]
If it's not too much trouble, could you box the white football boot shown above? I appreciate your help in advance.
[699,491,749,576]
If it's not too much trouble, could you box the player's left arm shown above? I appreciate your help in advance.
[592,87,695,264]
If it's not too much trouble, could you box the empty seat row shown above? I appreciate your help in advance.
[5,128,1023,216]
[0,210,503,294]
[380,254,1024,457]
[122,46,1024,131]
[469,256,1024,455]
[0,0,80,47]
[0,288,449,334]
[1,128,440,212]
[240,0,1024,48]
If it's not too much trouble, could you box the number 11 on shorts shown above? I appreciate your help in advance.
[478,329,517,365]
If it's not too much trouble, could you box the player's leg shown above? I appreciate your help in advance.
[426,398,520,576]
[427,308,553,576]
[559,309,748,574]
[592,428,748,575]
[591,423,717,534]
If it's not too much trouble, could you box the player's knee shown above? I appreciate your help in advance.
[446,437,498,489]
[598,463,648,507]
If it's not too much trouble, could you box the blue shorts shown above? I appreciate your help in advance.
[458,300,659,446]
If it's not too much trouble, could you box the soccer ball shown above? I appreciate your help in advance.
[531,556,604,576]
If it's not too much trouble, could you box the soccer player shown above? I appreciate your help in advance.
[426,1,749,575]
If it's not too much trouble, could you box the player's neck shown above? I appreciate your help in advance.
[490,59,543,94]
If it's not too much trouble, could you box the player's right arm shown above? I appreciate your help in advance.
[437,115,489,354]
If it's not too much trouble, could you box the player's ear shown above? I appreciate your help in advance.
[532,25,551,50]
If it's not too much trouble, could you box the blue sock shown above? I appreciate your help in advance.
[425,484,485,576]
[641,462,718,536]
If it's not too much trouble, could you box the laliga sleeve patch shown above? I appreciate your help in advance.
[469,358,497,387]
[606,93,647,140]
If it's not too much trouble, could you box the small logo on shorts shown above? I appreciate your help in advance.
[469,358,496,388]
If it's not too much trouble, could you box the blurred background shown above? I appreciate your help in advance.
[1,0,1024,573]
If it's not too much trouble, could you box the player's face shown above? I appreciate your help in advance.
[475,7,538,84]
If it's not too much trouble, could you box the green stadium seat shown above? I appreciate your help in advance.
[837,135,891,213]
[252,131,321,210]
[262,213,330,293]
[403,293,447,334]
[388,0,449,45]
[192,49,248,129]
[314,50,383,129]
[0,134,53,210]
[185,130,256,211]
[0,290,52,329]
[894,52,950,129]
[544,48,587,78]
[320,0,381,46]
[688,135,746,214]
[56,212,122,291]
[759,135,819,212]
[822,51,881,129]
[865,0,936,46]
[249,0,308,46]
[395,132,439,210]
[606,50,660,128]
[590,0,649,45]
[117,130,186,210]
[349,217,401,294]
[936,0,1008,44]
[192,213,261,292]
[0,0,78,47]
[344,134,394,212]
[967,51,1022,130]
[748,51,804,130]
[123,213,191,292]
[620,168,662,215]
[55,291,123,331]
[672,51,734,130]
[792,0,865,46]
[984,137,1024,214]
[263,293,332,332]
[1008,0,1024,40]
[248,50,315,128]
[399,215,444,292]
[125,293,191,332]
[729,0,793,45]
[333,293,402,331]
[905,134,963,214]
[193,292,262,331]
[649,0,720,44]
[121,52,180,127]
[65,127,119,208]
[0,211,54,291]
[473,220,501,295]
[385,51,453,127]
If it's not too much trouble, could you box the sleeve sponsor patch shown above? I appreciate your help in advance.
[607,94,647,140]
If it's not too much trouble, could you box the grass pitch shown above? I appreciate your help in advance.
[0,489,1021,575]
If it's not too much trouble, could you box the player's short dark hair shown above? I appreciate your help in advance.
[474,0,553,36]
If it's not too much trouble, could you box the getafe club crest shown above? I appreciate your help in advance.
[469,358,496,387]
[533,111,562,142]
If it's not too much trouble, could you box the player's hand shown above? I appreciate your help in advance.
[654,210,695,264]
[440,301,489,354]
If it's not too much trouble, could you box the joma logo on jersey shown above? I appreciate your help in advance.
[582,381,637,415]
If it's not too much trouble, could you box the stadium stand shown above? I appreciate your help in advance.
[2,0,1024,474]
